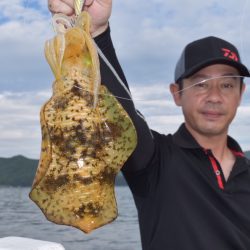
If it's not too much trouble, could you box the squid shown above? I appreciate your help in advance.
[29,2,137,234]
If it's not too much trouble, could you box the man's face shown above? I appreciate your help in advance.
[170,64,245,137]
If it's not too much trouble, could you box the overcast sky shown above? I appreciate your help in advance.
[0,0,250,159]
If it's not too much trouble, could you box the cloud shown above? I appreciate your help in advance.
[230,104,250,150]
[0,0,53,92]
[1,0,250,157]
[111,0,250,84]
[0,81,250,158]
[0,90,50,158]
[1,0,249,91]
[131,84,250,151]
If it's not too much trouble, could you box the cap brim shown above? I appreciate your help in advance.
[182,58,250,79]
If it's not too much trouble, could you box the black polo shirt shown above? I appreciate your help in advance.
[94,28,250,250]
[123,124,250,250]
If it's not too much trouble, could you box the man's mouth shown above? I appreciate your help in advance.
[201,110,223,120]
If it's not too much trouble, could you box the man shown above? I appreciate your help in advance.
[48,1,250,249]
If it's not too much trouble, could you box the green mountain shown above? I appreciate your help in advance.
[1,152,250,187]
[0,155,127,187]
[245,151,250,159]
[0,155,38,186]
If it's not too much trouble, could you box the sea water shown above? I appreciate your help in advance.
[0,186,141,250]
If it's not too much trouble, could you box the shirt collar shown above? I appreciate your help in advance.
[173,123,244,154]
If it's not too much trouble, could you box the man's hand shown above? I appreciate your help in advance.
[48,0,112,37]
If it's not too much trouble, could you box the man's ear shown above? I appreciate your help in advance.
[238,82,246,106]
[170,83,182,106]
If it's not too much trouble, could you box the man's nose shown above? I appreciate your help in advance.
[205,82,223,101]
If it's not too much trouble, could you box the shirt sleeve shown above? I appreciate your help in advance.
[94,27,155,173]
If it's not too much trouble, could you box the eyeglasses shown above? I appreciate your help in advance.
[175,75,245,95]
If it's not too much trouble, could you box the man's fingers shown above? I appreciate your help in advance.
[48,0,75,15]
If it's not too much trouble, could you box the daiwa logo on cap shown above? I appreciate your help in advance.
[221,48,239,62]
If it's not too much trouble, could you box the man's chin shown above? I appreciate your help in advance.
[197,124,228,137]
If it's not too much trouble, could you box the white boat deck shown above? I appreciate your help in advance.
[0,237,65,250]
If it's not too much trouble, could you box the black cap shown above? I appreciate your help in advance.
[175,36,250,82]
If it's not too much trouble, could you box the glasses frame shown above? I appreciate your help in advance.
[174,75,246,95]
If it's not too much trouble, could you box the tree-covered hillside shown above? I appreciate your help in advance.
[0,155,38,186]
[0,155,127,187]
[245,151,250,159]
[1,152,250,187]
